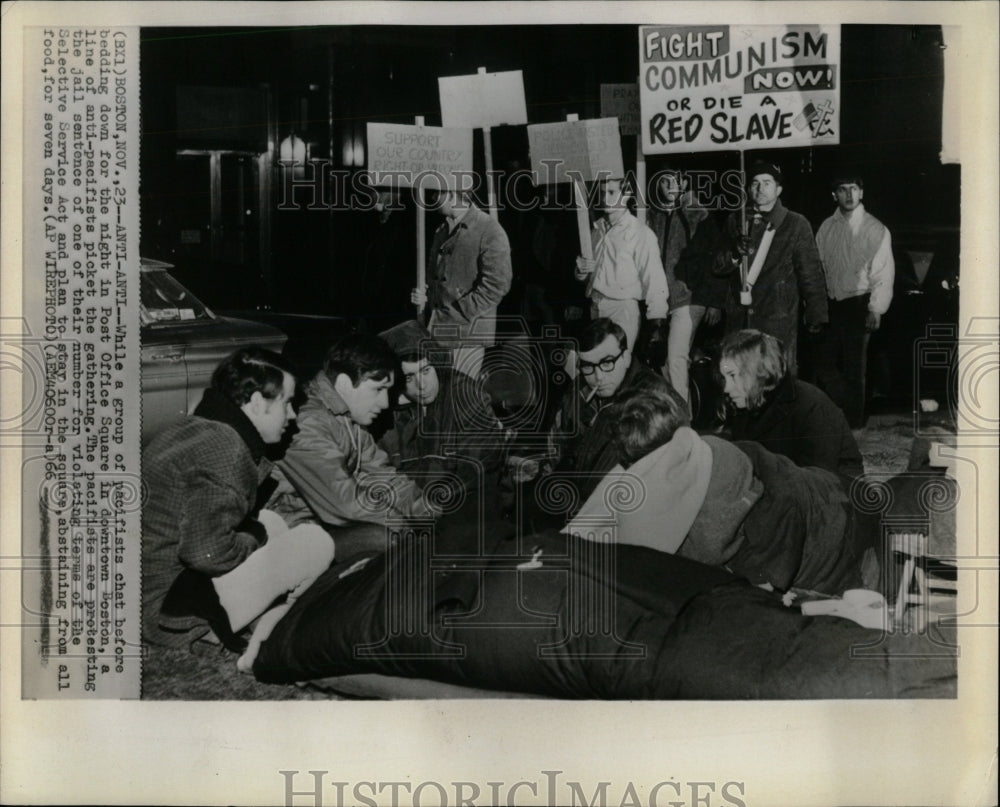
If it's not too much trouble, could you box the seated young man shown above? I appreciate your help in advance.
[565,381,874,596]
[541,317,682,504]
[377,320,506,520]
[142,347,335,666]
[267,333,437,559]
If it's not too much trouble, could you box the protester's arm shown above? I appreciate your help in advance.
[451,222,513,321]
[280,415,430,526]
[867,227,894,324]
[355,427,436,521]
[176,470,266,575]
[636,228,670,320]
[792,217,829,330]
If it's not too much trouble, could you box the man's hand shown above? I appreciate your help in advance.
[806,322,825,335]
[734,234,754,259]
[865,310,881,332]
[574,256,596,281]
[703,306,722,327]
[410,285,428,307]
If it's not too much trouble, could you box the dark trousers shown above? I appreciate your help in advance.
[814,294,870,428]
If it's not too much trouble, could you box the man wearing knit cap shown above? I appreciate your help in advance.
[718,161,828,374]
[378,319,506,520]
[814,168,894,428]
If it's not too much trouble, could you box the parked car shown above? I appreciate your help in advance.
[140,258,286,443]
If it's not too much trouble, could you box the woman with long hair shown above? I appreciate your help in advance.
[718,329,863,483]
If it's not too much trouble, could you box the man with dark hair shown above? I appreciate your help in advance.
[575,177,670,363]
[540,317,680,504]
[411,188,512,379]
[267,333,436,558]
[814,169,894,428]
[142,346,335,664]
[718,161,828,374]
[377,319,505,519]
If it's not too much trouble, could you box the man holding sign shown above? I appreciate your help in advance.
[412,189,512,379]
[718,161,827,374]
[575,177,670,362]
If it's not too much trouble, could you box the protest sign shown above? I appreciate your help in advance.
[528,116,625,258]
[438,69,528,129]
[527,117,624,185]
[639,24,841,153]
[439,68,527,220]
[601,82,647,222]
[600,83,641,136]
[366,122,473,190]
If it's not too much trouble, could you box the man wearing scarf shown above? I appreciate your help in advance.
[717,161,828,374]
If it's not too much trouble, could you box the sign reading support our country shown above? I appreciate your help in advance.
[366,122,473,189]
[639,25,841,153]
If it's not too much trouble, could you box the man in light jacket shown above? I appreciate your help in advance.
[268,333,436,559]
[814,168,894,428]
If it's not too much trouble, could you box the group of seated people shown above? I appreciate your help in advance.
[141,316,866,676]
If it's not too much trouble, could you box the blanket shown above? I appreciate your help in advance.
[253,522,954,699]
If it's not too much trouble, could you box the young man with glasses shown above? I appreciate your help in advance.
[540,318,680,505]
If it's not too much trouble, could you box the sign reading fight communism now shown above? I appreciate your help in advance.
[366,122,473,189]
[639,24,841,153]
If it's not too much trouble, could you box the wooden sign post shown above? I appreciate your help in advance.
[415,116,427,316]
[366,120,474,317]
[526,114,624,261]
[438,68,528,222]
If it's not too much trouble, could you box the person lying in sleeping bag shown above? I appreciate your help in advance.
[563,379,877,596]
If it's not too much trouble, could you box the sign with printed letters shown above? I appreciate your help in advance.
[639,24,841,153]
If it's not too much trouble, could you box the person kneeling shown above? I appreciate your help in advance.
[142,347,335,669]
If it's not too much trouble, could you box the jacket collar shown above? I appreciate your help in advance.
[441,203,485,234]
[192,388,267,463]
[752,374,796,422]
[306,371,351,417]
[754,198,788,229]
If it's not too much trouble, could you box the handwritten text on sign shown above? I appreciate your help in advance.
[366,122,473,190]
[527,118,624,185]
[600,83,641,137]
[639,25,840,153]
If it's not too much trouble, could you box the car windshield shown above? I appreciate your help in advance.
[140,268,214,326]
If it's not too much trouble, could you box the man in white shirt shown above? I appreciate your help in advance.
[574,177,670,365]
[814,169,895,429]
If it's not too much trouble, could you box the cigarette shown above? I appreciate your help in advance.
[584,386,598,403]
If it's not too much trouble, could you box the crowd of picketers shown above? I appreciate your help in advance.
[142,161,891,670]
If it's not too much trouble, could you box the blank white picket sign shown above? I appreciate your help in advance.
[438,69,528,128]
